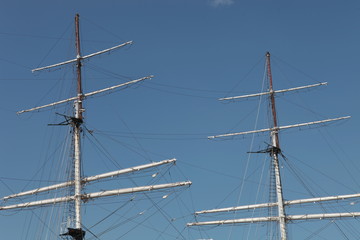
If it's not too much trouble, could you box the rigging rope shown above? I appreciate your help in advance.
[227,58,268,240]
[35,20,73,70]
[281,152,356,239]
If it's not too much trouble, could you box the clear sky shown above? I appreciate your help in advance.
[0,0,359,239]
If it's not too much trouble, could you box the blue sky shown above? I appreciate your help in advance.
[0,1,360,239]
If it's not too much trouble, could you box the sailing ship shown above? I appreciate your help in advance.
[187,52,360,239]
[0,14,191,240]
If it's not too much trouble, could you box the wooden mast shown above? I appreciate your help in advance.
[74,13,84,235]
[75,13,84,122]
[266,52,287,239]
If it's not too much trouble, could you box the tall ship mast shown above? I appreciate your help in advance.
[188,52,359,239]
[1,14,191,240]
